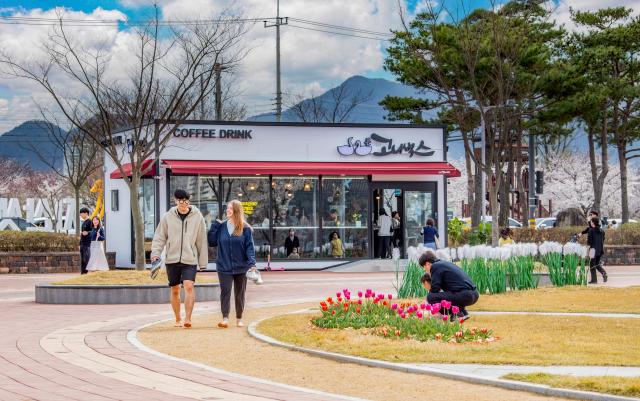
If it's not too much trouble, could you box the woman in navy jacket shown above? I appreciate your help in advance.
[208,200,256,328]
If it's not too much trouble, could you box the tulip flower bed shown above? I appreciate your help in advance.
[394,259,428,299]
[312,289,494,343]
[538,242,589,286]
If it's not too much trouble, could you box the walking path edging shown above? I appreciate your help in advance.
[247,315,640,401]
[127,313,369,401]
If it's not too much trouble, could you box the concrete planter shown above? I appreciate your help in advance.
[35,283,220,304]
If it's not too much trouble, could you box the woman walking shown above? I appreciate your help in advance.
[587,217,608,284]
[86,217,109,272]
[208,200,257,328]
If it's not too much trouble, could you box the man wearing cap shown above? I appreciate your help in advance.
[151,189,208,328]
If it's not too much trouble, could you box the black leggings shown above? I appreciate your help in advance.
[218,272,248,319]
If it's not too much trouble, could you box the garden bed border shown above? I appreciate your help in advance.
[248,313,637,401]
[35,282,220,304]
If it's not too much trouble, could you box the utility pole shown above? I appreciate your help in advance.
[264,0,288,122]
[528,133,537,226]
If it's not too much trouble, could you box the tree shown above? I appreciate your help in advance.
[383,0,564,244]
[0,158,30,196]
[24,117,102,237]
[1,11,250,269]
[569,8,640,223]
[286,83,373,123]
[15,171,73,232]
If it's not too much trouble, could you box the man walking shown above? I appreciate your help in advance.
[418,250,479,319]
[79,207,92,275]
[151,189,208,328]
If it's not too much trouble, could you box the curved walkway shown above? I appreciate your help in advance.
[1,266,638,401]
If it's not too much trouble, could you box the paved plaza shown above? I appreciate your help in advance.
[0,266,638,401]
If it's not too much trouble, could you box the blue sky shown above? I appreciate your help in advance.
[0,0,634,132]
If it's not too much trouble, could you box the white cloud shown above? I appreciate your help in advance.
[552,0,640,30]
[0,0,416,131]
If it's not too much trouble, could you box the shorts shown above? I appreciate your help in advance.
[166,263,197,287]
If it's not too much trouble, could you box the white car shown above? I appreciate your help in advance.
[535,217,556,230]
[462,216,523,228]
[606,218,637,229]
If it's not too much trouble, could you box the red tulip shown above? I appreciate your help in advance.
[395,330,401,337]
[442,315,449,321]
[356,307,361,313]
[391,303,398,310]
[357,291,363,297]
[388,294,393,299]
[332,310,336,315]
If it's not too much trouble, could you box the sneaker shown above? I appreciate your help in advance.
[603,273,608,283]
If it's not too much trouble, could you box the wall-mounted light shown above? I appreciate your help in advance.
[238,192,243,197]
[303,182,311,191]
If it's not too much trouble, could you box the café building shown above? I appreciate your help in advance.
[104,121,460,269]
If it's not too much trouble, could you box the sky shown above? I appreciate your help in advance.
[0,0,638,133]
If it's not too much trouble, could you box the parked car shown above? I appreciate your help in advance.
[0,217,37,231]
[535,217,556,230]
[606,218,638,229]
[462,216,523,229]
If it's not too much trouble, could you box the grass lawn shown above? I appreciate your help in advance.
[469,286,640,314]
[52,270,218,285]
[504,373,640,398]
[258,312,640,366]
[138,303,566,401]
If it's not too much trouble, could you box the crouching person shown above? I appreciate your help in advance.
[151,189,208,328]
[418,250,479,319]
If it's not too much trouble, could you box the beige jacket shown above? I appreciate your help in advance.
[151,206,208,268]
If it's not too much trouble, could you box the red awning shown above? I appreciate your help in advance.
[109,159,156,179]
[162,160,461,177]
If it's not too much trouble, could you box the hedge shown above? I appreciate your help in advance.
[452,223,640,246]
[0,231,79,252]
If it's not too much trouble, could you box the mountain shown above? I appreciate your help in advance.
[248,75,437,123]
[0,120,65,171]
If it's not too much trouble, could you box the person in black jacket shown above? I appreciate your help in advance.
[587,217,608,284]
[79,207,92,274]
[418,250,479,319]
[284,228,300,257]
[578,210,599,238]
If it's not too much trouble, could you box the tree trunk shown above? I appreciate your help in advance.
[618,141,630,223]
[499,155,513,226]
[471,164,482,227]
[74,187,81,239]
[464,140,474,211]
[129,174,146,270]
[489,181,500,247]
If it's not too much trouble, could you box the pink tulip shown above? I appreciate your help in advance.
[388,294,393,300]
[452,306,460,315]
[416,311,423,318]
[336,292,341,298]
[345,294,351,300]
[391,303,398,310]
[432,303,441,313]
[401,313,406,319]
[357,299,362,304]
[358,291,363,297]
[431,309,438,315]
[442,315,449,321]
[398,308,404,314]
[425,304,432,311]
[371,292,376,298]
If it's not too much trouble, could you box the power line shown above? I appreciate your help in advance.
[287,24,390,41]
[289,17,393,37]
[0,16,274,27]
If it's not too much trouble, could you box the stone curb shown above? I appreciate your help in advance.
[127,316,369,401]
[247,315,640,401]
[35,283,220,304]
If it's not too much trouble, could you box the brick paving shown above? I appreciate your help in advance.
[0,266,638,401]
[0,271,395,401]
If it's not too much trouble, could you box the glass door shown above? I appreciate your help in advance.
[404,190,436,249]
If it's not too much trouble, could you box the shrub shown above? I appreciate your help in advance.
[511,224,640,245]
[0,231,78,252]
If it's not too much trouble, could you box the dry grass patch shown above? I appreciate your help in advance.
[258,312,640,366]
[504,373,640,398]
[470,286,640,314]
[138,304,568,401]
[53,270,218,285]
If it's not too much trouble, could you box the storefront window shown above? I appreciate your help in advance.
[272,176,319,258]
[138,178,156,261]
[322,177,369,257]
[199,175,220,262]
[221,176,271,259]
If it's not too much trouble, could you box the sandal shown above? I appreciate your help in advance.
[183,322,192,328]
[237,320,244,327]
[174,321,183,327]
[217,321,229,328]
